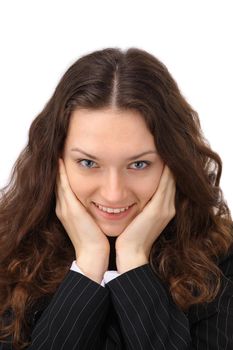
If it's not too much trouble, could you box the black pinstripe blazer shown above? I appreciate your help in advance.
[1,246,233,349]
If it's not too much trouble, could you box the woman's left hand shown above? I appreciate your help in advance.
[115,164,176,273]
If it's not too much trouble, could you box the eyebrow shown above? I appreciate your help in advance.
[70,147,157,161]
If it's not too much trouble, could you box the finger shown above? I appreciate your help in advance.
[57,158,76,202]
[161,167,176,216]
[55,158,73,211]
[152,165,175,201]
[159,165,175,189]
[55,159,63,200]
[160,167,176,206]
[56,158,87,214]
[58,158,71,191]
[148,165,176,211]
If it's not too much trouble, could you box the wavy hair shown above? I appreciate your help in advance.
[0,47,232,349]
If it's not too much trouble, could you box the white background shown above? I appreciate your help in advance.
[0,0,232,211]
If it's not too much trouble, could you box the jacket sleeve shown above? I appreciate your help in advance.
[106,258,233,350]
[188,252,233,350]
[106,263,191,349]
[28,270,110,350]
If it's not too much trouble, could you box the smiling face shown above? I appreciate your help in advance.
[62,107,164,237]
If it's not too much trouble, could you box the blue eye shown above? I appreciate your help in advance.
[76,159,151,170]
[77,159,97,168]
[130,161,150,170]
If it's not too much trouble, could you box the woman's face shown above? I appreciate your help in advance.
[62,107,164,237]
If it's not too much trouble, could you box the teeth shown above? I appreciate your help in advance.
[94,203,130,214]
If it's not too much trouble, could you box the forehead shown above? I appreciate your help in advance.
[66,108,155,147]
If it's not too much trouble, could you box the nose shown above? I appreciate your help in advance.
[99,170,128,205]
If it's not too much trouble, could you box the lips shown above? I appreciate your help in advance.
[92,202,135,220]
[93,201,133,210]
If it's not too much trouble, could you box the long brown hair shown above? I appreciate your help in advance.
[0,47,232,349]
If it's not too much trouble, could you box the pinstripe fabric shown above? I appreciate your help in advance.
[1,249,233,349]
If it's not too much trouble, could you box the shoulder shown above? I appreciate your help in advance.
[187,245,233,324]
[217,244,233,277]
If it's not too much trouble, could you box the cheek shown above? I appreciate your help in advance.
[69,178,91,206]
[152,162,164,191]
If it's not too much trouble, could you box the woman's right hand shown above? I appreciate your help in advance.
[55,158,110,284]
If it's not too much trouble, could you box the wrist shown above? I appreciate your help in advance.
[76,252,109,283]
[116,252,148,274]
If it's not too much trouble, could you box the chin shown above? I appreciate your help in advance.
[99,223,126,237]
[104,232,121,237]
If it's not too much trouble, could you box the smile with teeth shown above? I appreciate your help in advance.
[93,202,131,214]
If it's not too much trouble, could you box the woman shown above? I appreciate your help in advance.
[0,47,232,350]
